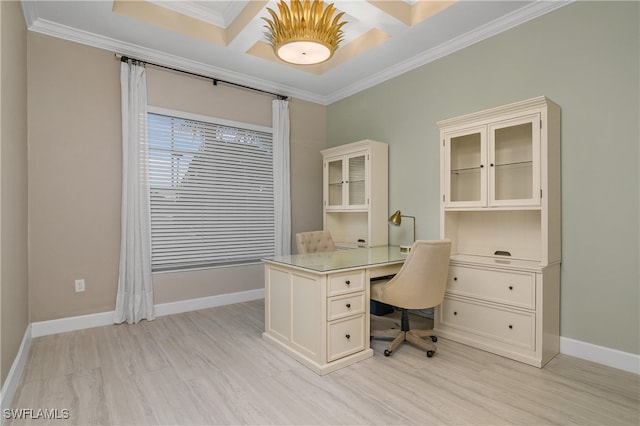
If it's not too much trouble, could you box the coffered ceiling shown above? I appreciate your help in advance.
[21,1,570,104]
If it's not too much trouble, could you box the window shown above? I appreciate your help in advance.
[147,107,275,272]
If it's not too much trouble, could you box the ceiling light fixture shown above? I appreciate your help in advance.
[263,0,347,65]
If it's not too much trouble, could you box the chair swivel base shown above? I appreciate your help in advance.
[371,328,438,357]
[370,307,439,357]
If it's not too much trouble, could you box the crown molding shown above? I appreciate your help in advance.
[146,1,226,27]
[146,0,249,28]
[24,0,572,106]
[20,0,38,27]
[325,0,574,104]
[25,17,324,104]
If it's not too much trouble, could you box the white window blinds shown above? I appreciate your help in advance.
[147,109,275,272]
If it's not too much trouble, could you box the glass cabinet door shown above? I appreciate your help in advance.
[346,153,366,207]
[489,114,540,206]
[445,127,487,207]
[326,157,344,207]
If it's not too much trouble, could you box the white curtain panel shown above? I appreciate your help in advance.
[272,99,291,256]
[114,60,155,324]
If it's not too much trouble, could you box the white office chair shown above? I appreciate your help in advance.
[295,230,336,254]
[370,239,451,357]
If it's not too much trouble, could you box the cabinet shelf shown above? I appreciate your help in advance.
[450,160,533,175]
[494,160,533,169]
[330,179,366,184]
[451,166,482,174]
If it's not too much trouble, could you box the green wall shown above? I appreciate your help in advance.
[327,1,639,355]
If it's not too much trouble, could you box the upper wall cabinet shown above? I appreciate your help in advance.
[439,96,561,265]
[321,140,388,248]
[325,150,369,210]
[443,106,544,209]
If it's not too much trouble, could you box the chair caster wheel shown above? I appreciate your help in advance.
[430,336,438,342]
[384,349,392,357]
[426,350,435,358]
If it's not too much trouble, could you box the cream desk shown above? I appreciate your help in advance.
[262,246,406,375]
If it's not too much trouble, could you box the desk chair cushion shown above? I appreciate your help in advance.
[370,239,451,310]
[296,230,336,254]
[370,239,451,357]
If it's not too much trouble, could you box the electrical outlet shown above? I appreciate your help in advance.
[75,279,85,293]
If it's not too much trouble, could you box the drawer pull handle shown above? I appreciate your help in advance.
[345,280,351,285]
[345,333,351,339]
[346,303,351,308]
[508,285,513,290]
[508,324,513,330]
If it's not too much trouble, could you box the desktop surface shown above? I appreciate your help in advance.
[262,245,407,273]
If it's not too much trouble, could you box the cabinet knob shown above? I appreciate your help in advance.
[345,280,351,285]
[453,311,458,316]
[508,324,513,330]
[490,163,494,167]
[508,285,513,290]
[345,334,351,339]
[453,277,458,281]
[346,303,351,308]
[480,164,484,168]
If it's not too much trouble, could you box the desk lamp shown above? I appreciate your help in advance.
[388,210,415,253]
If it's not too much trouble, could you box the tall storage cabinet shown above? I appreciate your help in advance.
[435,97,561,367]
[321,140,388,248]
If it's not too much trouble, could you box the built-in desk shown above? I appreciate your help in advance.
[262,246,406,375]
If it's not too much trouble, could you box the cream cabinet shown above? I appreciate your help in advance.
[436,97,561,367]
[263,265,369,374]
[321,140,388,248]
[326,272,367,362]
[262,246,406,375]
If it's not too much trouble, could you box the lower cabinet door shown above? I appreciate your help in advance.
[327,314,365,362]
[440,297,535,350]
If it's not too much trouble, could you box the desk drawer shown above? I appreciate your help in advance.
[328,271,364,296]
[327,292,365,321]
[447,266,536,309]
[440,297,535,349]
[327,314,365,362]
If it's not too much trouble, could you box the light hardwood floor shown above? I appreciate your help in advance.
[8,300,640,425]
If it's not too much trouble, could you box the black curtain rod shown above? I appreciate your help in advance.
[118,54,288,101]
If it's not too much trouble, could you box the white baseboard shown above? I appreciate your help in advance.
[3,288,265,415]
[1,325,32,424]
[154,288,264,317]
[560,336,639,375]
[31,288,265,338]
[31,310,114,338]
[7,289,634,417]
